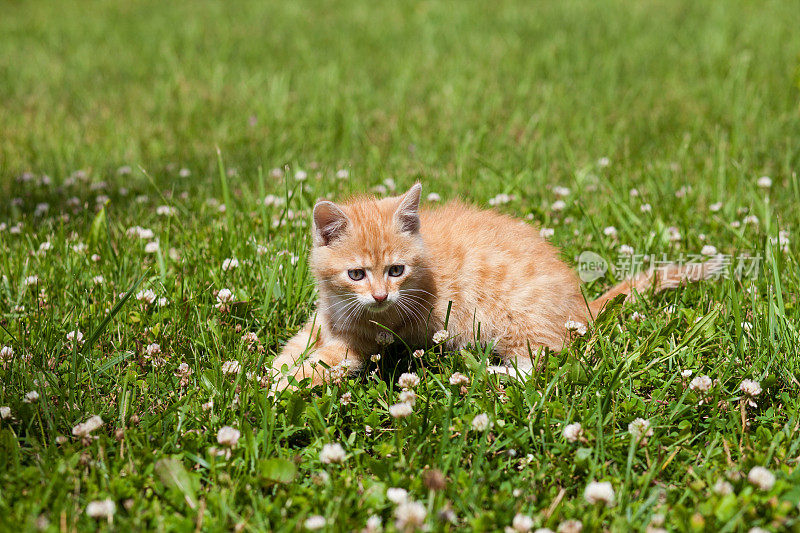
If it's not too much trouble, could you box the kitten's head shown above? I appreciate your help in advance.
[310,184,432,320]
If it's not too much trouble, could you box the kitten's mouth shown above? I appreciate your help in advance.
[366,301,393,314]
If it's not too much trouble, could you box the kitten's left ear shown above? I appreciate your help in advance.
[313,201,350,246]
[394,183,422,234]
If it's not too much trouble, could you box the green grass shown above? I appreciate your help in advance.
[2,0,800,531]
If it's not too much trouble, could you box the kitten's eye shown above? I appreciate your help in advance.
[388,265,405,277]
[348,269,366,281]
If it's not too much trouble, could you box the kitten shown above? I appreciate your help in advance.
[270,183,721,390]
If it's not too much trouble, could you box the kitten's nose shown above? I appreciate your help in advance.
[372,293,388,303]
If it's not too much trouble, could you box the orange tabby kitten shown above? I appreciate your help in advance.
[270,184,720,390]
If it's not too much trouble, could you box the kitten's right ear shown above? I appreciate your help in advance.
[313,201,350,246]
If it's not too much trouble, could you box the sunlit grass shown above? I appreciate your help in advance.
[1,0,800,531]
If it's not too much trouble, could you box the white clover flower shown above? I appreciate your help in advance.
[86,499,116,520]
[375,330,393,345]
[603,226,618,237]
[449,372,469,386]
[136,289,156,305]
[0,346,13,362]
[399,390,417,407]
[336,169,349,180]
[565,320,587,336]
[618,244,634,255]
[304,515,325,530]
[667,226,682,242]
[394,500,427,531]
[24,390,40,403]
[398,373,420,390]
[216,289,234,309]
[432,329,449,344]
[386,487,408,504]
[222,258,239,271]
[294,170,307,181]
[179,168,191,178]
[38,241,52,252]
[680,369,693,379]
[713,479,733,495]
[339,391,352,406]
[216,426,240,447]
[740,379,762,407]
[1,406,12,419]
[221,360,241,375]
[757,176,772,188]
[66,330,85,345]
[217,288,234,302]
[557,520,583,533]
[471,413,491,432]
[130,227,155,240]
[584,481,615,506]
[748,466,775,491]
[741,321,753,332]
[640,203,652,213]
[269,168,283,179]
[511,513,534,533]
[689,375,713,393]
[389,403,413,418]
[24,275,39,286]
[145,343,161,357]
[709,202,723,212]
[630,311,645,322]
[426,192,441,202]
[370,353,381,363]
[156,205,175,216]
[740,379,762,397]
[628,418,653,440]
[701,245,718,256]
[534,529,555,533]
[92,275,105,285]
[539,227,554,239]
[412,349,424,359]
[597,157,610,167]
[157,297,168,307]
[488,193,514,206]
[144,241,160,254]
[319,442,346,464]
[364,515,382,533]
[553,186,571,197]
[743,215,759,225]
[562,422,583,443]
[551,200,566,211]
[72,415,104,438]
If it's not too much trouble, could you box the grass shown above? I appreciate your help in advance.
[1,0,800,530]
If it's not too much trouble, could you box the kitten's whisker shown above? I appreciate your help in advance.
[400,288,437,298]
[398,297,426,326]
[330,299,361,329]
[403,296,435,327]
[398,293,435,309]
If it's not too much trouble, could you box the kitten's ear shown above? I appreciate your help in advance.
[313,201,350,246]
[394,183,422,234]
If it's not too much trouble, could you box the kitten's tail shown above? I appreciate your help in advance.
[587,254,725,318]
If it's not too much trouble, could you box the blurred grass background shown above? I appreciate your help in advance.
[2,0,799,196]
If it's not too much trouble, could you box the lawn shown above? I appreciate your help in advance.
[1,0,800,531]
